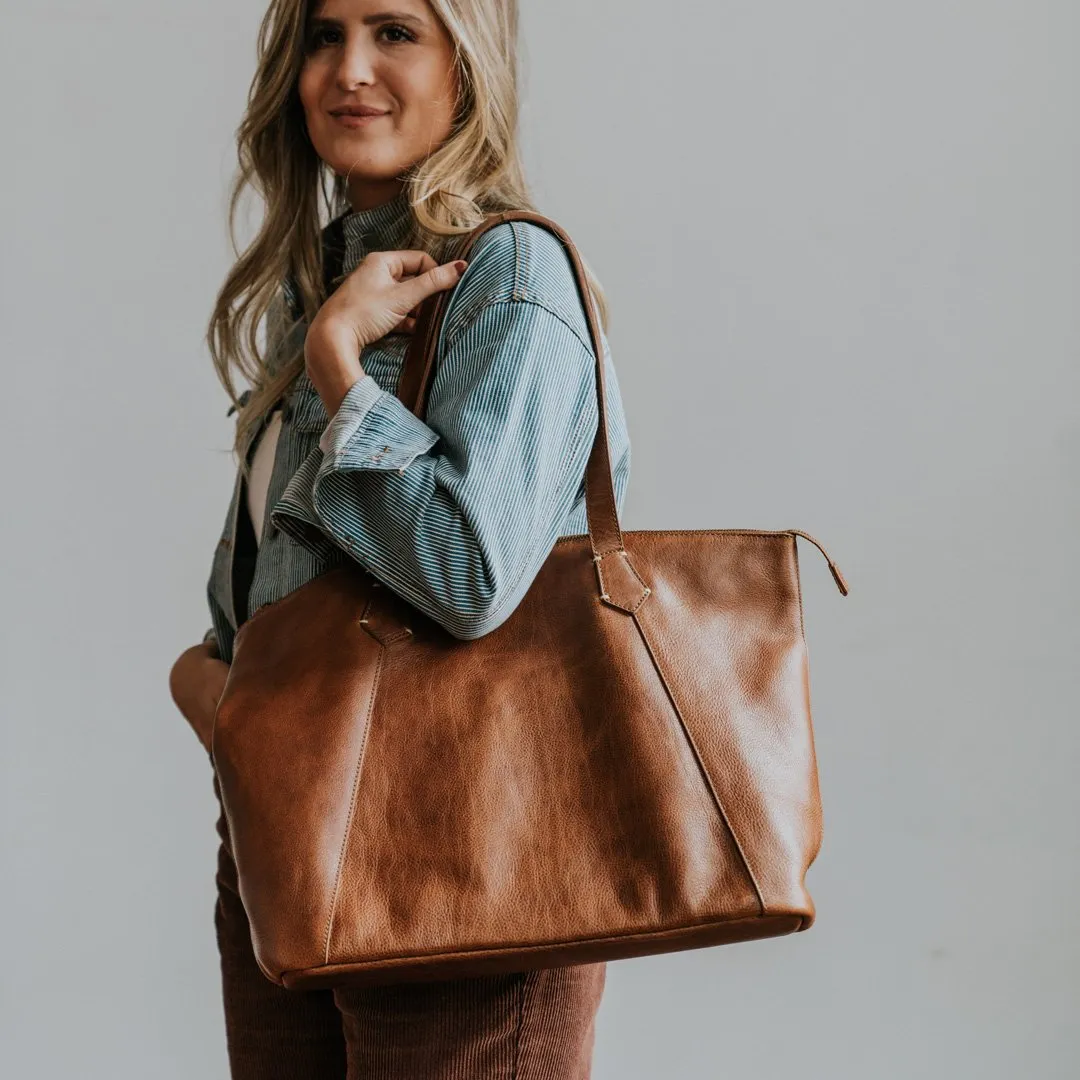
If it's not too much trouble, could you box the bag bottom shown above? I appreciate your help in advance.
[275,912,810,990]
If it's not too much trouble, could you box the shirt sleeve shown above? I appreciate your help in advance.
[270,296,600,640]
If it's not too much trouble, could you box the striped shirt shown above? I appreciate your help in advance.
[205,189,632,663]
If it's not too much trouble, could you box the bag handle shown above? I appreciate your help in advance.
[319,209,848,596]
[397,211,627,559]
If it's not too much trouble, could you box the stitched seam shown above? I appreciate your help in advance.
[513,297,594,357]
[622,555,651,607]
[323,643,384,964]
[596,551,651,612]
[449,224,596,353]
[631,610,767,915]
[442,294,587,356]
[442,296,505,354]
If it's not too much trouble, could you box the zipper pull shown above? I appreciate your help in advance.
[789,529,849,596]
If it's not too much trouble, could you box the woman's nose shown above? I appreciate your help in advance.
[334,38,378,90]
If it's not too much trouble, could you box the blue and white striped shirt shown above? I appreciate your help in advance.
[205,189,632,663]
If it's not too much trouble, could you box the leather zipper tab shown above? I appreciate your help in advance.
[789,529,850,596]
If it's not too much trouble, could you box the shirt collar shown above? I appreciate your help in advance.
[282,188,414,322]
[337,188,413,275]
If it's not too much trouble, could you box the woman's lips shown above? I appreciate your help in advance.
[332,112,390,128]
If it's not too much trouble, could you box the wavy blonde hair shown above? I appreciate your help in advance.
[206,0,611,472]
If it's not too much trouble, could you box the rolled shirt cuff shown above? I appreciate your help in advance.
[318,374,440,474]
[271,374,441,560]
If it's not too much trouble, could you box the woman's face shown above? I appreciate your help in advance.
[298,0,459,209]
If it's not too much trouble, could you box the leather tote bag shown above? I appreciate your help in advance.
[211,209,850,990]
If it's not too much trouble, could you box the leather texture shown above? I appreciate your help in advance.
[211,209,850,990]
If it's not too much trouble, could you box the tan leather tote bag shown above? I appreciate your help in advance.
[211,210,850,990]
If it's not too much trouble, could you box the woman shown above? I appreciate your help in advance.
[170,0,632,1075]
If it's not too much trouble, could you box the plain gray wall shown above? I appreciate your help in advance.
[2,1,1076,1077]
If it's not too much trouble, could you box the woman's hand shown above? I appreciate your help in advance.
[169,639,231,756]
[305,250,467,417]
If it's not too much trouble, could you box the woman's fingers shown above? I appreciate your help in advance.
[398,260,467,313]
[385,250,441,279]
[169,644,230,754]
[320,250,465,349]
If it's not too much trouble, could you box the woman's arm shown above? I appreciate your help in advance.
[270,221,607,640]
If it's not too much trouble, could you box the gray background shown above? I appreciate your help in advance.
[2,1,1076,1077]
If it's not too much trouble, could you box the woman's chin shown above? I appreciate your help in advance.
[322,143,406,179]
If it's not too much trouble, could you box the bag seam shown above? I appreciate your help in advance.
[630,609,767,916]
[323,642,385,965]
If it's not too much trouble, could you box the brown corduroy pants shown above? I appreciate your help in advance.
[211,770,607,1079]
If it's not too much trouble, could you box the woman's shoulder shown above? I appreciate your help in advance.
[441,217,596,353]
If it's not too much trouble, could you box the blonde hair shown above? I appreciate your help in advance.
[206,0,611,472]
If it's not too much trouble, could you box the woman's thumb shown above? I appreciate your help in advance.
[415,259,467,300]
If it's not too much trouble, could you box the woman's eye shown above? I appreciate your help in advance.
[379,24,416,45]
[306,23,415,51]
[307,25,340,50]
